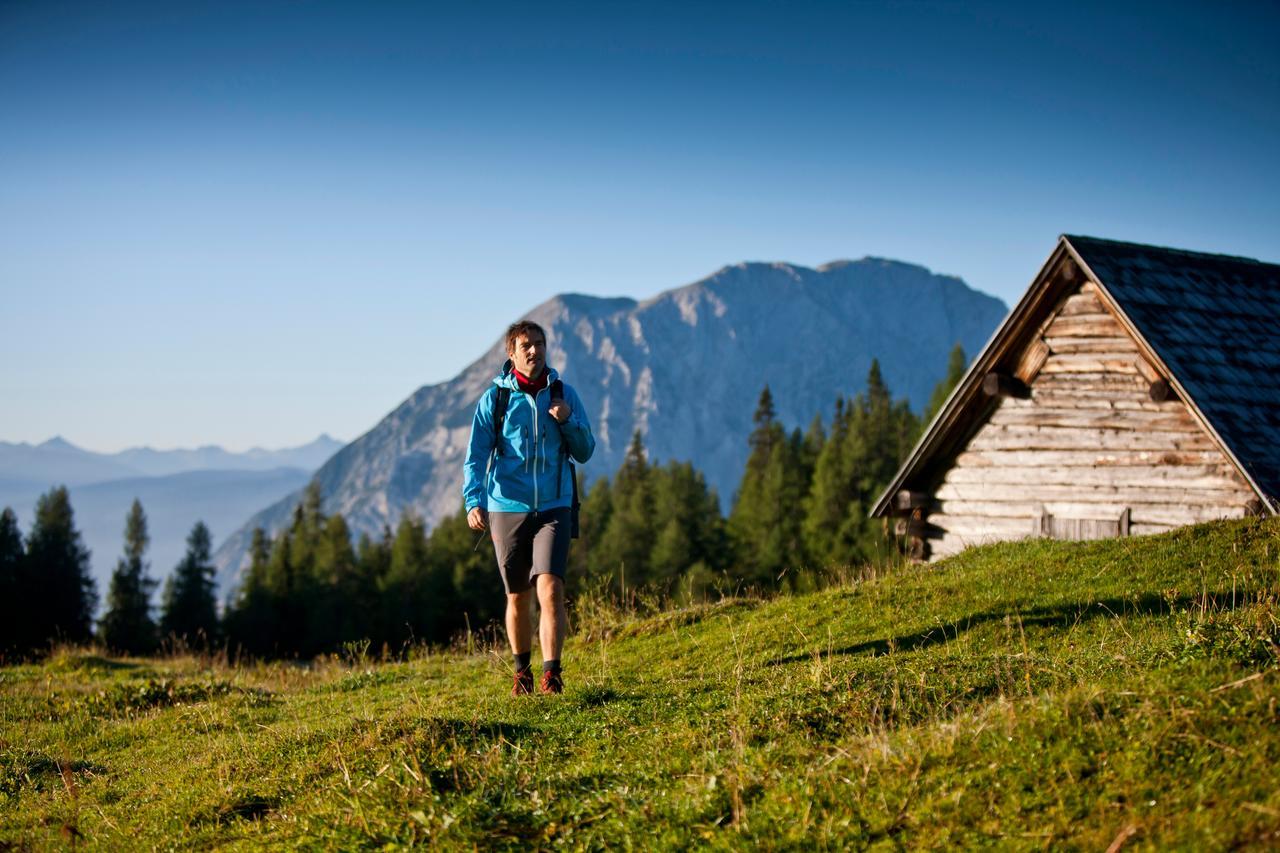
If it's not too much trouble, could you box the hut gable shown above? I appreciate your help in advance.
[874,236,1278,562]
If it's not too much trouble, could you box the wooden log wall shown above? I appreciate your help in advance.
[925,282,1256,560]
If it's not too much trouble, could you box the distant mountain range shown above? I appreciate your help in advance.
[213,257,1008,594]
[0,434,343,486]
[0,435,343,607]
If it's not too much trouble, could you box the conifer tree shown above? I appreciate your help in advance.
[160,521,219,648]
[308,514,362,653]
[568,475,612,593]
[648,460,729,592]
[25,486,96,646]
[99,500,158,655]
[428,509,498,635]
[596,431,656,590]
[802,396,857,567]
[0,507,28,655]
[224,527,276,657]
[729,386,810,586]
[381,514,443,648]
[923,343,967,426]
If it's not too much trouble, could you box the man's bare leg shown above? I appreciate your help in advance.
[506,589,534,655]
[536,574,566,663]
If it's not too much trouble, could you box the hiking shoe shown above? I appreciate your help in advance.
[512,668,534,696]
[539,669,563,695]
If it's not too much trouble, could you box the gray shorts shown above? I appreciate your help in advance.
[489,507,572,595]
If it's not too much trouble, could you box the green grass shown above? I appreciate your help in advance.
[4,518,1280,849]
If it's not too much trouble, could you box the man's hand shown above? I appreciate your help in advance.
[467,506,488,531]
[548,398,571,424]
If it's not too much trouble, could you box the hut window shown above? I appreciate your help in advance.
[1036,508,1131,541]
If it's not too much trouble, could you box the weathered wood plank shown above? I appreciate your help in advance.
[1015,339,1051,383]
[1043,336,1138,354]
[1134,358,1162,384]
[935,482,1251,506]
[988,407,1195,430]
[935,500,1247,526]
[1002,394,1178,412]
[923,515,1038,535]
[1130,522,1178,537]
[1056,292,1106,316]
[1039,356,1141,375]
[1031,374,1149,391]
[1043,315,1125,338]
[953,448,1231,468]
[965,426,1217,452]
[942,464,1246,489]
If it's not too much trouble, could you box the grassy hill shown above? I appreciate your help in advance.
[4,518,1280,849]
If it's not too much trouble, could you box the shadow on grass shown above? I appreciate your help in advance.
[49,654,146,673]
[192,792,282,826]
[768,591,1245,666]
[0,752,107,796]
[416,717,539,749]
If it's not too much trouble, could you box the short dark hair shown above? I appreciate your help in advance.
[505,320,547,355]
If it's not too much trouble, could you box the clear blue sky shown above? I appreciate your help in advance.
[3,0,1277,452]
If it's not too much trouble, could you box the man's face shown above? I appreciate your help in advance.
[509,332,546,378]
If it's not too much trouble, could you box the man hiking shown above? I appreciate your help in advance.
[463,320,595,695]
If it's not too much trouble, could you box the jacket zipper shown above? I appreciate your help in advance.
[532,387,544,510]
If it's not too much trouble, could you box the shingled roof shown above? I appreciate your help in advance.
[1066,236,1280,506]
[872,235,1280,517]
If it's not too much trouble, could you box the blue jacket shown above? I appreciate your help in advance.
[463,364,595,513]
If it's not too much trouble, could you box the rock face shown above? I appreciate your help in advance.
[213,258,1007,593]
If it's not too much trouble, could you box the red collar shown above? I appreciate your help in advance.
[514,368,549,394]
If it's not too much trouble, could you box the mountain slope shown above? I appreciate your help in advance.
[214,257,1006,592]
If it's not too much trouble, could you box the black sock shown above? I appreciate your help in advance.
[514,652,531,672]
[542,659,561,674]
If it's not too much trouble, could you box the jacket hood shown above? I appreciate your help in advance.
[493,359,560,390]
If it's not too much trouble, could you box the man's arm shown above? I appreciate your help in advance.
[555,384,595,464]
[462,388,496,515]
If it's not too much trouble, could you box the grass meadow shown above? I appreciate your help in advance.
[4,517,1280,849]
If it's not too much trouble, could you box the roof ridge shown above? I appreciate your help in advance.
[1063,234,1274,267]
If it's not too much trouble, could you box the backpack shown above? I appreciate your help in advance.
[491,379,581,538]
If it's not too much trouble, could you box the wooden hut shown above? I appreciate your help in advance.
[872,235,1279,561]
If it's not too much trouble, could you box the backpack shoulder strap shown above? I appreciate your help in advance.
[549,379,564,399]
[491,386,511,456]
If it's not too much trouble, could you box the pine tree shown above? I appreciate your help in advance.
[98,500,158,655]
[802,396,857,568]
[428,509,497,636]
[596,431,656,590]
[25,486,96,647]
[224,527,276,657]
[308,514,362,654]
[922,343,967,426]
[381,514,437,648]
[160,521,219,648]
[568,475,612,593]
[729,386,805,586]
[0,507,28,655]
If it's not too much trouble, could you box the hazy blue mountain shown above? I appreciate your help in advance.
[0,437,140,487]
[0,434,344,486]
[2,468,315,610]
[213,257,1008,594]
[110,434,344,477]
[0,435,343,611]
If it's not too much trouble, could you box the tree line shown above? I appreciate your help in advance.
[0,346,966,659]
[0,492,217,658]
